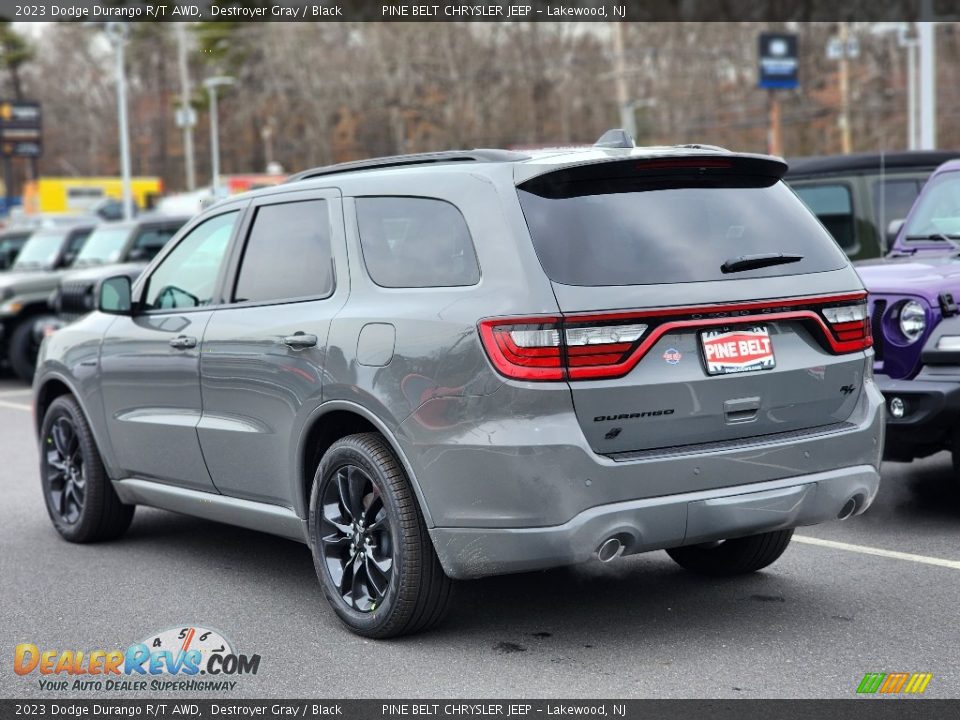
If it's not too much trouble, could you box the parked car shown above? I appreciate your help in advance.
[785,150,960,262]
[33,214,189,340]
[0,222,95,379]
[34,136,883,638]
[0,228,33,270]
[67,214,189,270]
[856,158,960,474]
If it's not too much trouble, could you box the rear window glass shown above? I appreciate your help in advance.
[794,183,856,250]
[356,197,480,288]
[518,172,846,286]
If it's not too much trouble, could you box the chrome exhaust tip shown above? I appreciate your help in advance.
[597,537,625,563]
[837,497,858,521]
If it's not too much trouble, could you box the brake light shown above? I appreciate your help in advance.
[479,318,648,381]
[636,158,733,171]
[479,294,872,382]
[479,318,564,380]
[820,302,872,351]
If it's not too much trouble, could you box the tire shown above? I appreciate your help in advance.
[665,529,794,577]
[8,319,40,382]
[39,395,134,543]
[950,430,960,483]
[308,432,453,638]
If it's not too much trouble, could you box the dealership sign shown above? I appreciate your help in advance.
[0,100,42,158]
[758,33,799,89]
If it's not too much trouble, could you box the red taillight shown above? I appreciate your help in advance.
[479,294,872,382]
[820,302,873,352]
[478,318,647,381]
[479,318,564,380]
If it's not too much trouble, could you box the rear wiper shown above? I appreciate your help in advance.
[721,253,804,274]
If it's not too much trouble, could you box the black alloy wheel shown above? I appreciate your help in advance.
[44,415,86,525]
[319,463,394,612]
[309,433,452,638]
[39,395,135,543]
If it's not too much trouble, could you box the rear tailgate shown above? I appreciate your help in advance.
[512,154,870,456]
[557,294,867,455]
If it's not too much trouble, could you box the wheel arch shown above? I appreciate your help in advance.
[296,400,434,527]
[34,375,75,436]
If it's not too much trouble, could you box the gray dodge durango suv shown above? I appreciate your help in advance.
[33,135,884,637]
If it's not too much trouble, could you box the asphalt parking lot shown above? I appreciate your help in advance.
[1,375,959,699]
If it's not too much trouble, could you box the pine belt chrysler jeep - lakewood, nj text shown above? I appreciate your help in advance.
[33,133,884,637]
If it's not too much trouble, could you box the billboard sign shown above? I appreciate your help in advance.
[758,33,799,90]
[0,100,42,158]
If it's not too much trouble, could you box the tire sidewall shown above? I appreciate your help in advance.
[39,396,107,542]
[9,319,39,381]
[308,441,407,636]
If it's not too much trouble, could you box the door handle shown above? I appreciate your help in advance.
[724,396,760,424]
[283,332,318,349]
[169,335,198,350]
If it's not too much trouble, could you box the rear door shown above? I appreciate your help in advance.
[198,189,348,505]
[515,157,870,456]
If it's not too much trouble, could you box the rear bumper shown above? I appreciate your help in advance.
[431,464,880,579]
[398,375,884,529]
[876,375,960,460]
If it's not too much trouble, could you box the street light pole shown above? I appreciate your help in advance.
[610,23,637,140]
[918,20,937,150]
[204,76,234,198]
[106,22,133,221]
[176,24,196,191]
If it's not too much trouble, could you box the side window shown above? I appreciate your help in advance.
[356,197,480,288]
[133,226,181,261]
[794,183,856,251]
[67,229,91,255]
[873,178,923,233]
[142,211,238,311]
[233,199,333,303]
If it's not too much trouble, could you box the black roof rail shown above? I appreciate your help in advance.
[287,149,529,182]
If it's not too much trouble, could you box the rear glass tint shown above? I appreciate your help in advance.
[518,168,846,286]
[356,197,480,288]
[234,200,333,303]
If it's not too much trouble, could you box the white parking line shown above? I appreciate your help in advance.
[795,535,960,571]
[0,389,31,398]
[0,399,30,411]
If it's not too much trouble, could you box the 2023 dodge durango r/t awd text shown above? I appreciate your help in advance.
[33,135,884,637]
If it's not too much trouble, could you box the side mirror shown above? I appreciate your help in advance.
[127,247,149,262]
[98,275,133,316]
[886,218,905,247]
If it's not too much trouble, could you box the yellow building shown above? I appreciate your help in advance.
[22,177,163,215]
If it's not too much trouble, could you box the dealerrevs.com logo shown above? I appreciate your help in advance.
[14,626,260,692]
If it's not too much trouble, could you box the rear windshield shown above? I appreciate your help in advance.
[517,168,846,286]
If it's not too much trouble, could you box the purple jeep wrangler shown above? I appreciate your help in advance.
[857,158,960,472]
